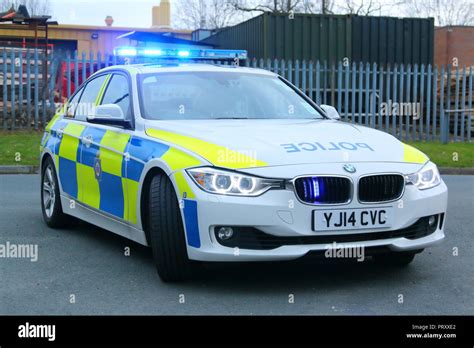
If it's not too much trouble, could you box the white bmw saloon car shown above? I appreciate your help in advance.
[40,50,448,281]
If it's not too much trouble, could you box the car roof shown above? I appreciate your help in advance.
[97,63,277,77]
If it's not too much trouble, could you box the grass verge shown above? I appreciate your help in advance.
[407,142,474,168]
[0,131,472,168]
[0,131,43,166]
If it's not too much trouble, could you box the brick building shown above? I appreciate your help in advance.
[434,26,474,67]
[0,0,193,56]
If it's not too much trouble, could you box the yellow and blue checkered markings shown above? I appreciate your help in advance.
[44,119,203,248]
[46,121,134,221]
[126,136,202,248]
[57,122,86,199]
[182,199,200,248]
[40,131,56,155]
[123,137,171,225]
[125,136,170,181]
[75,127,103,212]
[78,127,130,218]
[403,143,429,164]
[146,128,267,169]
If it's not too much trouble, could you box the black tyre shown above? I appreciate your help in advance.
[374,250,421,267]
[41,156,69,228]
[147,173,196,282]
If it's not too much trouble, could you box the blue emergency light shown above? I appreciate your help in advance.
[114,47,247,60]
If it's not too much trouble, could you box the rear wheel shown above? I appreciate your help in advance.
[374,250,421,267]
[147,173,196,282]
[41,157,69,228]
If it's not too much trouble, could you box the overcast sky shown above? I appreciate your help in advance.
[47,0,435,29]
[50,0,160,28]
[48,0,407,28]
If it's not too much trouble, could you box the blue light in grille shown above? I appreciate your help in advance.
[302,179,309,200]
[312,178,320,198]
[301,177,325,203]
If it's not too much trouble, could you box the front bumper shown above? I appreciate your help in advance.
[176,162,448,262]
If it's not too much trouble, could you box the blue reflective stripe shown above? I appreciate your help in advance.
[53,137,61,154]
[44,134,56,152]
[98,172,124,218]
[183,199,200,248]
[80,127,107,167]
[51,120,68,154]
[126,158,144,182]
[51,119,67,132]
[128,136,170,162]
[126,136,170,181]
[58,157,78,198]
[40,132,48,146]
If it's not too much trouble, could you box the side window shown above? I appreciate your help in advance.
[65,88,83,118]
[101,74,131,119]
[74,74,108,121]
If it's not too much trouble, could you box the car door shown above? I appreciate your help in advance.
[54,87,87,201]
[78,73,133,222]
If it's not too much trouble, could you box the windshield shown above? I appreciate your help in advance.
[139,72,324,120]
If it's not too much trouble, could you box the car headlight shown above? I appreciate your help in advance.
[405,162,441,190]
[186,167,284,196]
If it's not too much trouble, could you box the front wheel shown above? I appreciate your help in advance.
[41,157,69,228]
[147,173,197,282]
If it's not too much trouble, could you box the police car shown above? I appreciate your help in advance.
[40,48,448,282]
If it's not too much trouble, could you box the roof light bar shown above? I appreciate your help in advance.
[178,50,190,57]
[113,47,248,60]
[115,47,137,56]
[143,49,163,56]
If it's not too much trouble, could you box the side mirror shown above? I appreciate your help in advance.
[320,105,341,121]
[87,104,132,128]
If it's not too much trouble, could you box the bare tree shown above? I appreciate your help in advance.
[331,0,387,16]
[232,0,304,13]
[301,0,334,14]
[0,0,51,16]
[173,0,246,30]
[231,0,336,15]
[403,0,474,26]
[207,0,245,29]
[341,0,380,15]
[173,0,473,30]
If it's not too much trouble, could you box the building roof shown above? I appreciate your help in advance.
[116,31,211,46]
[435,25,474,30]
[0,5,191,35]
[52,23,192,34]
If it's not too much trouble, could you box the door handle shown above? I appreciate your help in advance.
[82,135,93,147]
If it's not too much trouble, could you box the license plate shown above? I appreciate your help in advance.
[313,207,393,232]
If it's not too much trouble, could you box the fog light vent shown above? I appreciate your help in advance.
[427,214,439,233]
[217,227,234,241]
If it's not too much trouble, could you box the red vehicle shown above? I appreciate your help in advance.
[54,61,103,103]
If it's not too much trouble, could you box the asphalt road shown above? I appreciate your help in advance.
[0,175,473,315]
